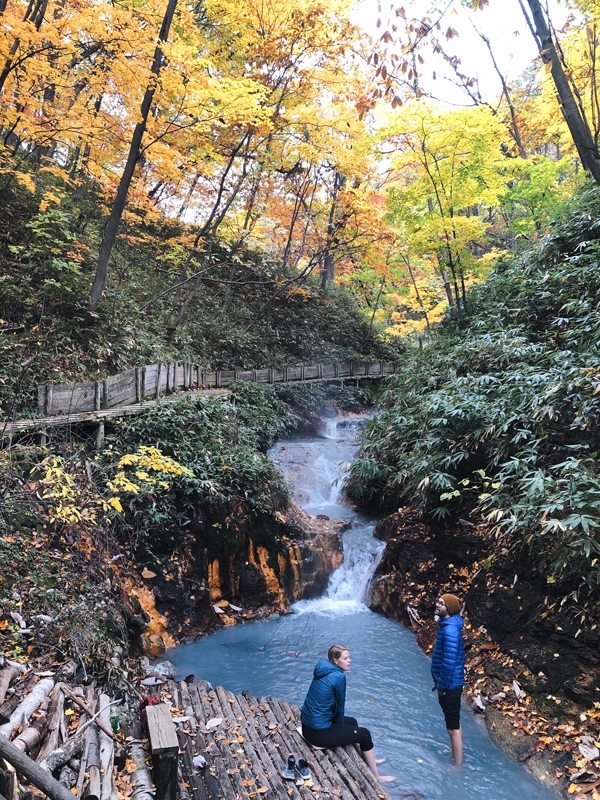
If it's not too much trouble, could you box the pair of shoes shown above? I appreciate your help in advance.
[281,755,311,781]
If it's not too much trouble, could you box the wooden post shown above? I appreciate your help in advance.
[101,380,108,410]
[38,428,47,448]
[284,367,288,383]
[301,365,305,382]
[268,368,274,384]
[38,386,46,417]
[216,371,221,389]
[318,364,323,380]
[334,363,339,378]
[349,361,354,377]
[45,386,53,416]
[173,361,179,391]
[96,421,105,450]
[135,368,142,404]
[94,382,101,411]
[146,704,178,800]
[141,366,147,404]
[156,364,162,399]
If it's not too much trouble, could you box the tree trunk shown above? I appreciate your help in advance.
[523,0,600,183]
[89,0,179,310]
[320,171,344,291]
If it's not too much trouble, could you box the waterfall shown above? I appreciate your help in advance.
[288,416,384,616]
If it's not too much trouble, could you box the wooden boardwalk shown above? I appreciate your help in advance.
[1,360,397,443]
[168,679,392,800]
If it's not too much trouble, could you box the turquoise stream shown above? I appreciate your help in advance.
[168,418,557,800]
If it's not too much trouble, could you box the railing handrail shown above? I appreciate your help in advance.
[36,360,398,418]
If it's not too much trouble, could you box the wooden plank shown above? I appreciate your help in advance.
[304,366,318,379]
[147,704,178,800]
[147,704,179,755]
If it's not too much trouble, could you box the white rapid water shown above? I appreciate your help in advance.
[273,414,384,616]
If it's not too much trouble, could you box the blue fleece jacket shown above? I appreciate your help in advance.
[431,613,465,691]
[300,659,346,729]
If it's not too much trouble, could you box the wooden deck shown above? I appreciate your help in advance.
[167,679,392,800]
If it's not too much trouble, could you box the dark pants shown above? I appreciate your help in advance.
[438,688,462,730]
[302,715,374,752]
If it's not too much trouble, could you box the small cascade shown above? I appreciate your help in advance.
[292,525,384,615]
[289,416,384,616]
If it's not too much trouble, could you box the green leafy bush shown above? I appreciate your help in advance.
[346,184,600,591]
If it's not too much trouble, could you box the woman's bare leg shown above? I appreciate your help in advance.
[361,749,394,782]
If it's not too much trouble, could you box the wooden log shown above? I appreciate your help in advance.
[0,698,19,727]
[37,684,65,761]
[265,698,344,798]
[85,723,101,800]
[0,678,54,740]
[58,765,75,790]
[0,764,15,800]
[178,683,220,800]
[146,704,178,800]
[75,730,90,799]
[98,694,115,800]
[0,730,78,800]
[13,712,48,753]
[214,687,271,800]
[237,694,304,800]
[0,662,25,676]
[221,689,284,800]
[39,736,84,774]
[60,687,117,743]
[175,729,203,800]
[187,686,236,800]
[130,742,154,800]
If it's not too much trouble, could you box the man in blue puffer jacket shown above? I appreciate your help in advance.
[431,593,465,765]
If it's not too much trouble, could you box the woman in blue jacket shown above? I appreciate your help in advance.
[301,644,393,782]
[431,593,465,765]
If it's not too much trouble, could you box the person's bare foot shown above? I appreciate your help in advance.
[378,775,395,783]
[375,758,386,765]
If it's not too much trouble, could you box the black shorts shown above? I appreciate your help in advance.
[302,716,374,752]
[438,688,462,730]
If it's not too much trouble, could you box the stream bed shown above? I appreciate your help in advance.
[168,417,557,800]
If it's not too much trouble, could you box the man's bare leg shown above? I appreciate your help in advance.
[361,749,395,782]
[448,727,463,765]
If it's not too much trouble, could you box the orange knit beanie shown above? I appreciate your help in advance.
[441,593,462,616]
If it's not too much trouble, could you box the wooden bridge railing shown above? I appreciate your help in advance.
[37,360,398,418]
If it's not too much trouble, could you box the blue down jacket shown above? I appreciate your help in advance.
[431,613,465,692]
[301,659,346,729]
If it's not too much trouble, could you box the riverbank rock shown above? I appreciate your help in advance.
[368,507,600,797]
[131,501,345,646]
